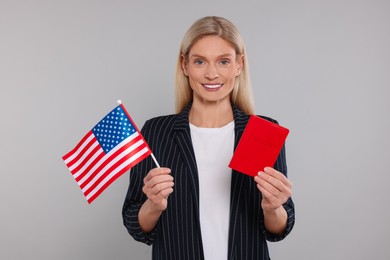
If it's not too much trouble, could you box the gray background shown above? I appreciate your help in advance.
[1,0,389,259]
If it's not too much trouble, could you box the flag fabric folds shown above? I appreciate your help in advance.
[62,104,151,203]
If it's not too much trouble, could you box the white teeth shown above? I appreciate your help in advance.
[203,84,222,89]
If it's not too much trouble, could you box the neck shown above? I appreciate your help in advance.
[189,100,234,128]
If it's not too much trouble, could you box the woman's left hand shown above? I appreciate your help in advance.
[254,167,292,211]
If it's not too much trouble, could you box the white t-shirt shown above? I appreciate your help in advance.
[190,121,234,260]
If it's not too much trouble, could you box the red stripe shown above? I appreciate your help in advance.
[79,135,144,189]
[62,131,93,161]
[70,144,102,176]
[86,165,131,204]
[83,143,149,196]
[85,147,151,204]
[65,136,97,169]
[74,149,105,181]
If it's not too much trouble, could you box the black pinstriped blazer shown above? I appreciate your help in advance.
[122,104,295,260]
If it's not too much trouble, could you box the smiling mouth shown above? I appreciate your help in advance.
[202,84,223,90]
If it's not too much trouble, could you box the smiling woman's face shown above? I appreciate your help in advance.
[182,36,242,106]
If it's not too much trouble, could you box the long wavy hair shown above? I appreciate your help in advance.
[175,16,255,114]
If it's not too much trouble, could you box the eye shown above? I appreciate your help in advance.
[219,59,230,65]
[194,59,205,65]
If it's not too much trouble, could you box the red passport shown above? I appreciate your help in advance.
[229,115,289,177]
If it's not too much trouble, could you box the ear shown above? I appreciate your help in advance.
[181,54,189,76]
[235,55,244,77]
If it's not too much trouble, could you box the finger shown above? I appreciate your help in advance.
[256,171,292,201]
[144,167,171,183]
[258,171,284,191]
[262,177,292,200]
[264,167,292,188]
[144,184,173,201]
[158,187,174,198]
[143,176,174,197]
[257,178,282,199]
[258,185,283,210]
[260,169,292,194]
[257,183,274,201]
[257,183,282,207]
[146,174,174,189]
[150,181,174,195]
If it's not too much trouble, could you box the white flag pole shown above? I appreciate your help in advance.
[150,153,161,168]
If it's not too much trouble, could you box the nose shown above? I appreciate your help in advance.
[204,64,219,80]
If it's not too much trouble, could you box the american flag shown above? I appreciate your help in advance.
[62,104,151,203]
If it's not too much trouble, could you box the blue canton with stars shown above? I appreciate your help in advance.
[92,105,136,153]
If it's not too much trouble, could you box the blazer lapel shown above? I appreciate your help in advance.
[173,104,200,217]
[228,106,250,259]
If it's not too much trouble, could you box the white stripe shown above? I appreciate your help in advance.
[72,148,104,179]
[77,132,139,185]
[80,138,144,191]
[85,147,149,200]
[68,141,99,171]
[64,133,95,164]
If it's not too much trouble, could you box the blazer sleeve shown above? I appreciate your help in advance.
[259,118,295,242]
[122,119,159,245]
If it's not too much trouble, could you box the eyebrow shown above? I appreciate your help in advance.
[189,53,235,59]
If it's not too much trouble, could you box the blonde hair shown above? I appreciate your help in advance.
[175,16,255,114]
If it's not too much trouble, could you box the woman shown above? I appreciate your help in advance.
[122,16,295,260]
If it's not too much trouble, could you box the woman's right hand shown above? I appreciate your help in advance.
[142,167,174,212]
